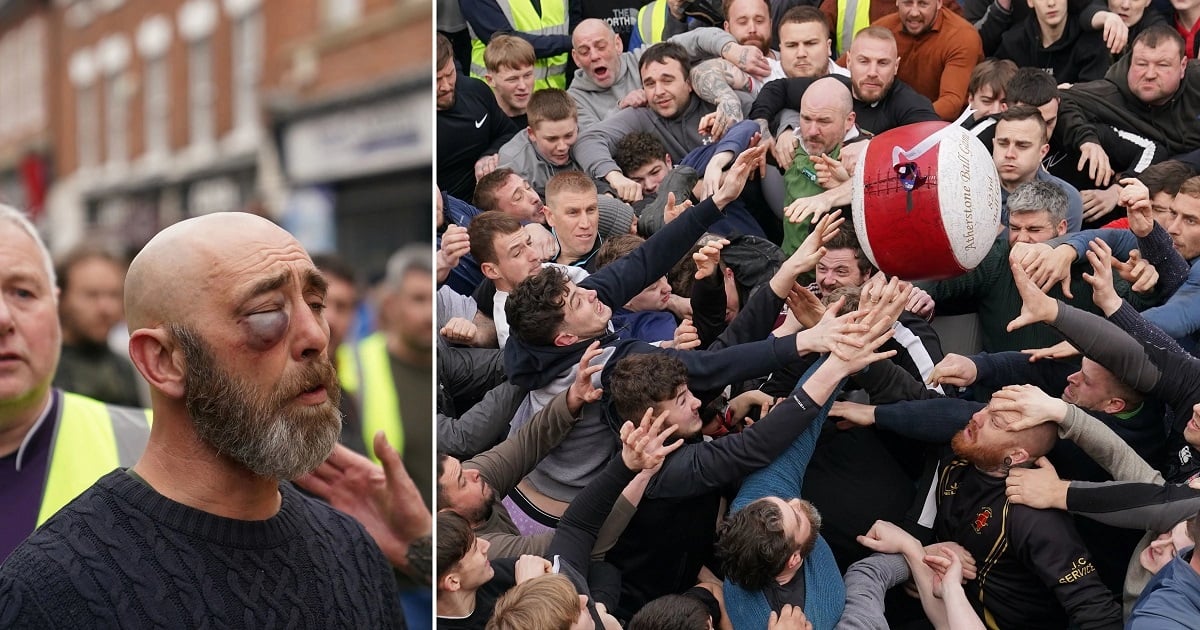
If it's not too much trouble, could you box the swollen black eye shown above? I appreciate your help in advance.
[244,311,288,350]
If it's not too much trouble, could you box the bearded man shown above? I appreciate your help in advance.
[0,213,404,628]
[931,397,1122,629]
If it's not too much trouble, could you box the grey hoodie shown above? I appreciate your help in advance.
[568,27,737,131]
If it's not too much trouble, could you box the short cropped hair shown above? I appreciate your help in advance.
[474,167,519,213]
[1178,175,1200,201]
[1007,180,1068,226]
[853,26,896,47]
[608,353,690,423]
[383,243,431,289]
[527,88,577,128]
[436,511,475,581]
[1133,24,1186,58]
[1005,68,1058,107]
[437,33,454,71]
[968,58,1017,98]
[311,253,357,286]
[997,104,1048,143]
[484,34,535,72]
[779,5,830,31]
[487,574,579,630]
[722,0,770,23]
[614,132,669,175]
[545,170,597,206]
[594,233,644,269]
[824,225,876,277]
[467,211,524,265]
[506,266,571,346]
[638,41,692,79]
[1138,161,1197,197]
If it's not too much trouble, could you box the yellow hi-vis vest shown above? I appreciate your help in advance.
[38,392,151,526]
[469,0,569,90]
[337,332,404,463]
[835,0,872,56]
[636,0,669,46]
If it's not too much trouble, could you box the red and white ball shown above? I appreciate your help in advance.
[851,122,1001,281]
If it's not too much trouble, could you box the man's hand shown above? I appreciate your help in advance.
[567,341,605,414]
[1007,259,1061,332]
[672,318,701,350]
[703,151,735,200]
[1078,142,1113,188]
[729,389,777,421]
[439,316,478,346]
[1096,11,1129,54]
[618,88,647,109]
[831,400,876,430]
[787,210,845,275]
[796,296,870,355]
[769,605,812,630]
[906,287,935,320]
[722,42,771,78]
[990,383,1069,430]
[474,154,499,181]
[857,273,912,329]
[785,283,825,329]
[700,99,743,142]
[666,293,693,320]
[1081,185,1120,223]
[692,237,730,280]
[927,353,978,388]
[606,170,644,202]
[1081,238,1125,316]
[1021,340,1080,362]
[294,432,432,577]
[437,224,470,283]
[1122,177,1157,238]
[525,223,557,261]
[514,555,553,584]
[783,193,832,224]
[924,546,967,596]
[773,128,798,169]
[1005,457,1069,509]
[924,541,977,581]
[1113,249,1158,294]
[663,191,694,225]
[857,519,922,555]
[620,407,686,470]
[712,144,768,209]
[813,154,850,189]
[1009,242,1076,296]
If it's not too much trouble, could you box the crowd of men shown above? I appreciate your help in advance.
[436,0,1200,626]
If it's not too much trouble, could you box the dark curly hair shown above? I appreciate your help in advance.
[824,224,875,277]
[506,266,571,346]
[614,132,669,175]
[608,354,689,424]
[715,498,821,590]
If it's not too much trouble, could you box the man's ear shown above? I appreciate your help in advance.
[1054,219,1068,237]
[128,328,185,399]
[481,261,502,281]
[1101,397,1127,415]
[788,548,804,571]
[438,571,462,593]
[553,331,579,347]
[484,73,495,89]
[1008,448,1031,468]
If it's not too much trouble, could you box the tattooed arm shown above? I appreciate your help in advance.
[691,57,749,141]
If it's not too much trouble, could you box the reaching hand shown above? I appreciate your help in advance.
[692,237,729,280]
[1009,242,1074,297]
[1081,186,1120,223]
[474,154,499,181]
[1005,457,1068,509]
[567,341,605,413]
[1021,340,1080,362]
[729,389,777,421]
[1078,142,1113,188]
[1098,11,1129,54]
[831,400,876,430]
[924,541,977,581]
[906,287,935,320]
[923,546,966,598]
[783,194,832,225]
[769,604,812,630]
[989,383,1068,431]
[606,171,644,203]
[1080,238,1124,316]
[1121,177,1156,237]
[723,43,771,78]
[927,353,978,387]
[437,224,471,283]
[789,210,845,274]
[617,89,647,109]
[620,408,686,471]
[796,296,869,355]
[663,191,694,225]
[785,283,825,330]
[1113,249,1158,294]
[514,555,553,584]
[712,145,768,209]
[857,273,912,330]
[773,128,799,170]
[1006,259,1061,332]
[293,432,431,577]
[813,153,850,189]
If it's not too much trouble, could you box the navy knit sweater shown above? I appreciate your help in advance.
[0,470,405,629]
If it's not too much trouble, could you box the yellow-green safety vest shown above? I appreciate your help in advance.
[636,0,669,46]
[469,0,569,90]
[38,392,151,526]
[835,0,872,56]
[337,332,404,464]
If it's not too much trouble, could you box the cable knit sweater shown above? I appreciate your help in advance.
[0,470,404,629]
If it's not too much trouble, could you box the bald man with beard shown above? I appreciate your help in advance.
[0,213,404,629]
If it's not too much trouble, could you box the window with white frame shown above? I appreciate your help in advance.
[231,8,261,132]
[188,37,213,146]
[105,71,128,164]
[77,83,99,169]
[144,55,168,156]
[323,0,362,29]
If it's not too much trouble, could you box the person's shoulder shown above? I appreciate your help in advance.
[283,482,383,550]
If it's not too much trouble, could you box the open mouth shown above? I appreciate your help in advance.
[593,66,609,80]
[296,384,328,404]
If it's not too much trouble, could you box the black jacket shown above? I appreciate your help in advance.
[749,75,940,137]
[994,16,1112,84]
